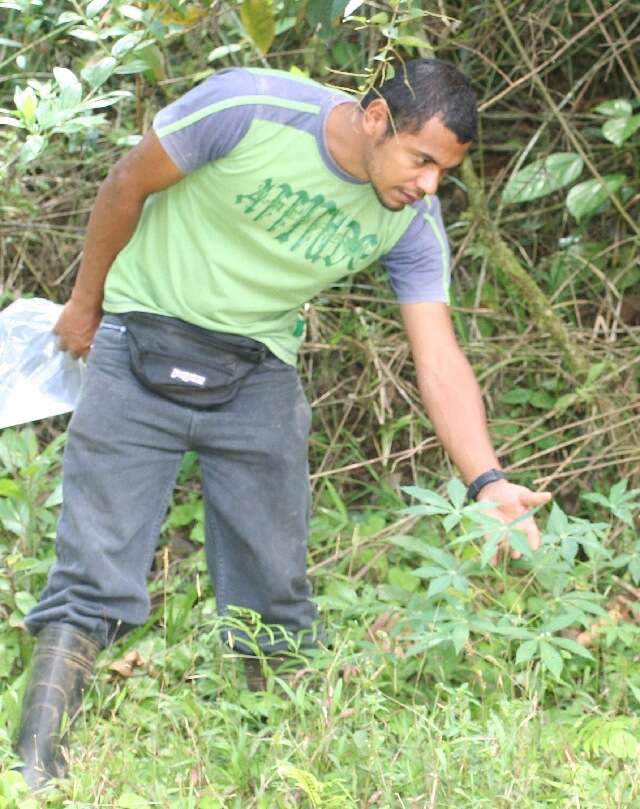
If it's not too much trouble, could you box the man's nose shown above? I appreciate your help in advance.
[416,166,442,195]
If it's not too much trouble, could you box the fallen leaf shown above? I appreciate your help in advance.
[109,649,146,678]
[575,595,631,648]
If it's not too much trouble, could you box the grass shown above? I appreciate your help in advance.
[4,613,640,807]
[1,462,640,807]
[1,1,639,805]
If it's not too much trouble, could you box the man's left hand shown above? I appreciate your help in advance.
[476,479,552,563]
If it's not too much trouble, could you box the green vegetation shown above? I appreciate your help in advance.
[1,0,639,806]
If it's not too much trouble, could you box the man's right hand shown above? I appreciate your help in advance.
[54,298,102,358]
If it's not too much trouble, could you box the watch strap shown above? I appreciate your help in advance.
[466,468,507,501]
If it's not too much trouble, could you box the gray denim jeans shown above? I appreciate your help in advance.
[26,316,318,653]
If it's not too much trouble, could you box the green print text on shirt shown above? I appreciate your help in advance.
[235,178,380,271]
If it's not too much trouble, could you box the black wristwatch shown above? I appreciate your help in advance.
[466,468,507,501]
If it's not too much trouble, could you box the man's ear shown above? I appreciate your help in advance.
[361,98,391,138]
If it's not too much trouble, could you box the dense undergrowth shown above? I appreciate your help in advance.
[0,0,639,806]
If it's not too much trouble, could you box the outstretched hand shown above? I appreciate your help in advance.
[476,479,552,564]
[54,298,102,358]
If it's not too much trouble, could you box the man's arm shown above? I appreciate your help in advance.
[401,300,551,558]
[56,130,185,356]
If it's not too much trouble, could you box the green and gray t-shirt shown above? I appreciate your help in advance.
[103,67,451,364]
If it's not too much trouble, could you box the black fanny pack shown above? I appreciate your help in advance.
[121,312,267,409]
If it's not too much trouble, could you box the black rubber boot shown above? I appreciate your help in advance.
[243,654,307,693]
[15,622,100,791]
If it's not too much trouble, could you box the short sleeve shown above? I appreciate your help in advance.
[152,68,257,173]
[380,195,451,305]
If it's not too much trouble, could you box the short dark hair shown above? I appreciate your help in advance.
[361,58,477,143]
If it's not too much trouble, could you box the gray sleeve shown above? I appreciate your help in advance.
[152,68,256,173]
[380,195,452,304]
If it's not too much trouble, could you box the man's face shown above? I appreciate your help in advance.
[363,109,471,211]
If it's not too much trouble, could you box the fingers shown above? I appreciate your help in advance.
[509,517,541,561]
[481,484,551,567]
[57,334,91,359]
[521,490,552,507]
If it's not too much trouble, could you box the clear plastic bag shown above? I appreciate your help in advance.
[0,298,85,429]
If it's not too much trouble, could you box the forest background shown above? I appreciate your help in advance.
[0,0,639,806]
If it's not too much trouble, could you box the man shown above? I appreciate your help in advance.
[15,59,550,789]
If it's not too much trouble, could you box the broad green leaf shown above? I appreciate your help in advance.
[581,491,610,508]
[14,591,37,615]
[515,638,538,664]
[119,4,144,21]
[452,574,470,593]
[502,152,583,204]
[540,612,580,634]
[166,500,203,527]
[602,114,640,147]
[388,533,435,557]
[208,43,243,62]
[111,32,143,58]
[387,566,419,592]
[414,564,447,578]
[506,530,531,558]
[0,37,20,47]
[0,479,22,497]
[628,681,640,706]
[451,623,469,653]
[401,485,450,512]
[421,545,458,570]
[307,0,350,35]
[470,617,502,634]
[502,386,530,405]
[19,134,46,165]
[529,390,555,409]
[628,555,640,585]
[586,361,606,385]
[447,478,467,509]
[58,11,83,24]
[608,730,639,759]
[343,0,365,16]
[552,636,594,660]
[44,482,63,507]
[241,0,275,55]
[82,90,131,110]
[561,537,578,561]
[14,86,37,126]
[609,478,629,501]
[321,580,358,608]
[480,534,501,567]
[86,0,110,17]
[566,174,626,221]
[443,512,463,532]
[53,67,82,108]
[562,591,607,617]
[138,44,166,81]
[69,27,100,42]
[0,115,22,127]
[394,35,432,50]
[539,640,563,679]
[81,56,117,88]
[113,60,149,75]
[593,98,633,117]
[427,574,453,597]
